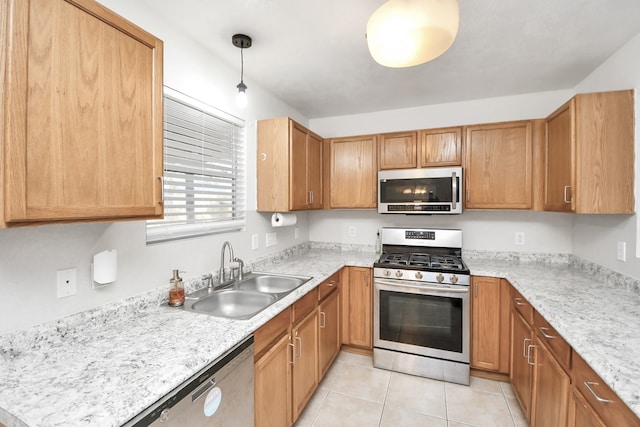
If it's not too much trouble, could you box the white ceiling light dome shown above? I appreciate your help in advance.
[366,0,460,68]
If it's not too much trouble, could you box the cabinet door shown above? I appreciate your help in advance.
[3,0,163,224]
[567,388,606,427]
[255,333,292,427]
[511,309,534,422]
[329,137,377,208]
[291,309,318,422]
[318,289,340,379]
[419,127,462,167]
[471,276,509,373]
[307,131,323,209]
[378,131,417,169]
[544,99,574,212]
[531,337,570,427]
[465,121,532,209]
[290,121,310,210]
[345,267,372,349]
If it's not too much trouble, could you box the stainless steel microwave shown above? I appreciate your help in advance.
[378,167,463,214]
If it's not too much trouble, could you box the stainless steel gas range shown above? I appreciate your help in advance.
[373,227,471,385]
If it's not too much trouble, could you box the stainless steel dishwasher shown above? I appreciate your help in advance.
[125,336,254,426]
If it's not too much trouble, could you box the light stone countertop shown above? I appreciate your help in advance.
[1,247,639,426]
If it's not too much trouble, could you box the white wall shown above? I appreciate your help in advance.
[0,0,310,335]
[571,32,640,279]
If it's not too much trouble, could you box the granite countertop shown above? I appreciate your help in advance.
[1,247,639,426]
[0,249,376,427]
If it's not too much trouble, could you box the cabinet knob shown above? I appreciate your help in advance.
[260,152,267,161]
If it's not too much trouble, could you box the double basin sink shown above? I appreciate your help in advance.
[183,272,312,320]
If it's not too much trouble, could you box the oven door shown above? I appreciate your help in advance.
[374,278,469,364]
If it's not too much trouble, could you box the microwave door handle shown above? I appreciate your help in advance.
[451,171,457,210]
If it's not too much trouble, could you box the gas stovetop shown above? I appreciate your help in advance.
[376,252,467,272]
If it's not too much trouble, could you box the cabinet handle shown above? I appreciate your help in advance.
[296,336,302,358]
[474,282,478,298]
[526,344,536,365]
[158,176,165,205]
[584,382,613,403]
[563,185,572,204]
[523,338,531,358]
[538,327,557,340]
[320,311,326,328]
[467,190,470,202]
[327,280,336,287]
[261,152,267,161]
[513,297,527,306]
[289,341,295,365]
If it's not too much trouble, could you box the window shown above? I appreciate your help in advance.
[147,88,246,243]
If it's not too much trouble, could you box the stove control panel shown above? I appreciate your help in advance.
[405,230,435,240]
[374,268,470,286]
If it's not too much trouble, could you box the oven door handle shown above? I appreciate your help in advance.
[375,278,469,294]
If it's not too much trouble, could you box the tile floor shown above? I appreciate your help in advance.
[294,351,529,427]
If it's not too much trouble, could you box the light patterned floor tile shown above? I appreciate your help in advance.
[294,387,328,427]
[385,371,447,419]
[311,392,383,427]
[335,351,374,368]
[331,363,391,403]
[318,359,343,391]
[500,381,516,397]
[380,405,448,427]
[445,384,515,427]
[506,396,529,427]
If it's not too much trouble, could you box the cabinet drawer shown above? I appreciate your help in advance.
[318,271,340,302]
[571,350,640,427]
[254,307,291,359]
[511,286,534,324]
[292,291,317,324]
[534,311,570,371]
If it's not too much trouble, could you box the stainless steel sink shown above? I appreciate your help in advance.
[183,272,312,320]
[187,289,276,320]
[238,273,309,295]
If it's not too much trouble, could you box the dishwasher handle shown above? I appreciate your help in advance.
[192,377,217,403]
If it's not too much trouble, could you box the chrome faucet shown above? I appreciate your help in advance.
[219,241,235,285]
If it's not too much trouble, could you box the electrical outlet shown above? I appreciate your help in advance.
[294,227,300,240]
[514,232,525,246]
[266,232,277,247]
[617,241,627,262]
[251,234,259,250]
[57,268,77,298]
[348,226,356,237]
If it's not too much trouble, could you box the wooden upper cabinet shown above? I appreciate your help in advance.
[545,90,634,214]
[1,0,164,226]
[465,121,533,209]
[326,135,377,209]
[378,131,417,169]
[257,118,323,212]
[419,127,462,167]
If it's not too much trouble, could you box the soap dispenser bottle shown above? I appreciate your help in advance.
[168,269,185,306]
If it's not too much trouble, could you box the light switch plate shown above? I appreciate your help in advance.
[266,232,277,248]
[617,241,627,262]
[514,232,525,246]
[251,234,259,250]
[57,268,77,298]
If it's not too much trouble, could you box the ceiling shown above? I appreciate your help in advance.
[139,0,640,119]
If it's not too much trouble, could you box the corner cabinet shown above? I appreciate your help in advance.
[544,90,634,214]
[464,121,533,209]
[325,135,377,209]
[257,118,323,212]
[1,0,164,227]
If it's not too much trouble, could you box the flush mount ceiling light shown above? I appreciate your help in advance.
[232,33,252,107]
[366,0,459,68]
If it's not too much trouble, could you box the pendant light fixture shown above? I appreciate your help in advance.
[232,34,252,107]
[366,0,459,68]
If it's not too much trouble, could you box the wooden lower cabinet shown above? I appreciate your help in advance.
[341,267,372,350]
[530,337,570,427]
[291,309,319,421]
[318,288,340,379]
[254,332,292,427]
[471,276,510,374]
[511,308,534,421]
[568,387,606,427]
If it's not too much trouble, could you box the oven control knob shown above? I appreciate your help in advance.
[395,270,403,278]
[384,270,391,277]
[450,274,459,284]
[415,272,423,280]
[436,273,445,283]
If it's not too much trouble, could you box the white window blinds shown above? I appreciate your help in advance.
[146,88,246,243]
